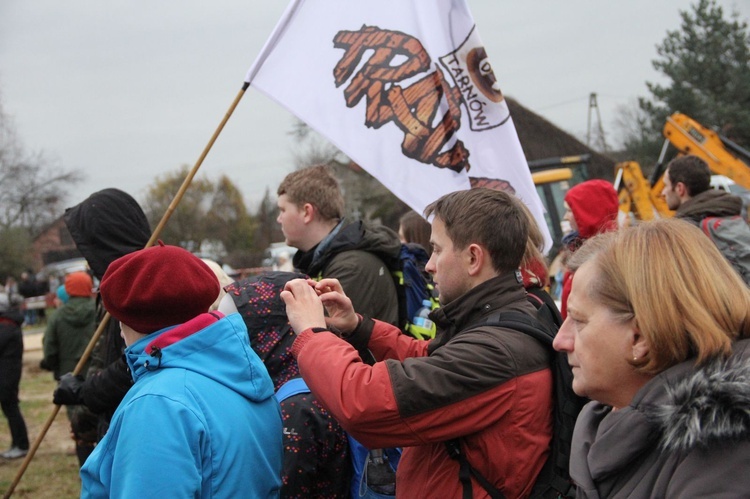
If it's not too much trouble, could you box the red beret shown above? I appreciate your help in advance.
[100,243,219,334]
[65,272,93,298]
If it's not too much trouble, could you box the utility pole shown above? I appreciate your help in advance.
[587,92,609,153]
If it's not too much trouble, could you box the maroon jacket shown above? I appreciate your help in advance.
[292,273,553,498]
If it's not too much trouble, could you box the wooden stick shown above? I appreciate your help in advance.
[2,83,249,499]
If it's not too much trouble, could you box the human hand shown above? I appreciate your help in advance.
[313,278,358,335]
[53,373,85,405]
[281,279,327,334]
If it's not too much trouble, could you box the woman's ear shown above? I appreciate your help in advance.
[631,319,650,361]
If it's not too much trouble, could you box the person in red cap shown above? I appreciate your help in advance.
[560,179,620,318]
[80,243,282,498]
[41,271,97,465]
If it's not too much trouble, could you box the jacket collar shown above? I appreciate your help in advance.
[675,189,743,222]
[125,312,224,379]
[655,338,750,453]
[428,271,528,353]
[294,219,348,275]
[576,338,750,487]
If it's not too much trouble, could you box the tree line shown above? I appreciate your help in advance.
[616,0,750,170]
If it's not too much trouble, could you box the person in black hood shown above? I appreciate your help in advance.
[52,188,151,461]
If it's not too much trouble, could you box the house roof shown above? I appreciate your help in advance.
[508,97,616,180]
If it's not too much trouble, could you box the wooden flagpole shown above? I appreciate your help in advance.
[2,82,250,499]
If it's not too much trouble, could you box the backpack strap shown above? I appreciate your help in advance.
[446,439,506,499]
[274,377,310,402]
[484,310,555,346]
[444,310,552,499]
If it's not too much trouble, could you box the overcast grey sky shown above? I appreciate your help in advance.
[1,1,748,211]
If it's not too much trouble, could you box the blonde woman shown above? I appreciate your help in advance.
[554,218,750,497]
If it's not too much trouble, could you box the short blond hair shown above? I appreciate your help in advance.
[277,165,344,221]
[569,218,750,374]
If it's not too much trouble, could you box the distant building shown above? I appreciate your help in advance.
[31,216,81,271]
[507,98,615,181]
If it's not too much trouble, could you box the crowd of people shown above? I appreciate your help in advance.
[0,154,749,498]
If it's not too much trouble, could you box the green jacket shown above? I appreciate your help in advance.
[43,297,96,379]
[293,219,401,326]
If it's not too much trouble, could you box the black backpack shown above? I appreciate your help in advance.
[446,295,586,499]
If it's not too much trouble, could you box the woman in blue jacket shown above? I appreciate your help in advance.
[80,244,282,498]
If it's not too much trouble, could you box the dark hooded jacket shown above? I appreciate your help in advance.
[0,308,25,403]
[226,271,351,499]
[63,188,151,431]
[674,188,744,224]
[293,219,401,326]
[570,338,750,498]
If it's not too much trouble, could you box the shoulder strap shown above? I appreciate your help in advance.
[446,439,506,499]
[274,377,310,403]
[445,310,554,499]
[483,310,555,347]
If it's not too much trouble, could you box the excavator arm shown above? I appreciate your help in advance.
[614,161,672,220]
[616,112,750,221]
[663,113,750,190]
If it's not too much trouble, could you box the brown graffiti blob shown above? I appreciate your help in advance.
[333,25,470,173]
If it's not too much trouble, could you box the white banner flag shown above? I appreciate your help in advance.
[246,0,551,250]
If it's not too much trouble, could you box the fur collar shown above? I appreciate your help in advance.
[655,347,750,453]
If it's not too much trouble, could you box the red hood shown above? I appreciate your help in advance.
[565,180,619,239]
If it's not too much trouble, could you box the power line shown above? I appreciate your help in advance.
[534,95,590,112]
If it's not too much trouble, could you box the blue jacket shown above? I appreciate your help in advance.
[80,312,283,498]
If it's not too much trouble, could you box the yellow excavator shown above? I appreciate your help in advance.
[615,112,750,221]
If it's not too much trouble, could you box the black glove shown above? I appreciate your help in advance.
[53,373,85,406]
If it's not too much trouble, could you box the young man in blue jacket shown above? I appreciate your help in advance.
[80,243,282,498]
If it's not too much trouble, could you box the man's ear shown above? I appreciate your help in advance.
[674,181,688,199]
[466,243,485,277]
[302,203,315,224]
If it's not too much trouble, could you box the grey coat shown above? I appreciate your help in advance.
[570,338,750,498]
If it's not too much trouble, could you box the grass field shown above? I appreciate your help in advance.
[0,330,81,498]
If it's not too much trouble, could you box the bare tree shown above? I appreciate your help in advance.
[0,99,82,234]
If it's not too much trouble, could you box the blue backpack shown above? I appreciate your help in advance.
[393,244,439,340]
[275,378,402,498]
